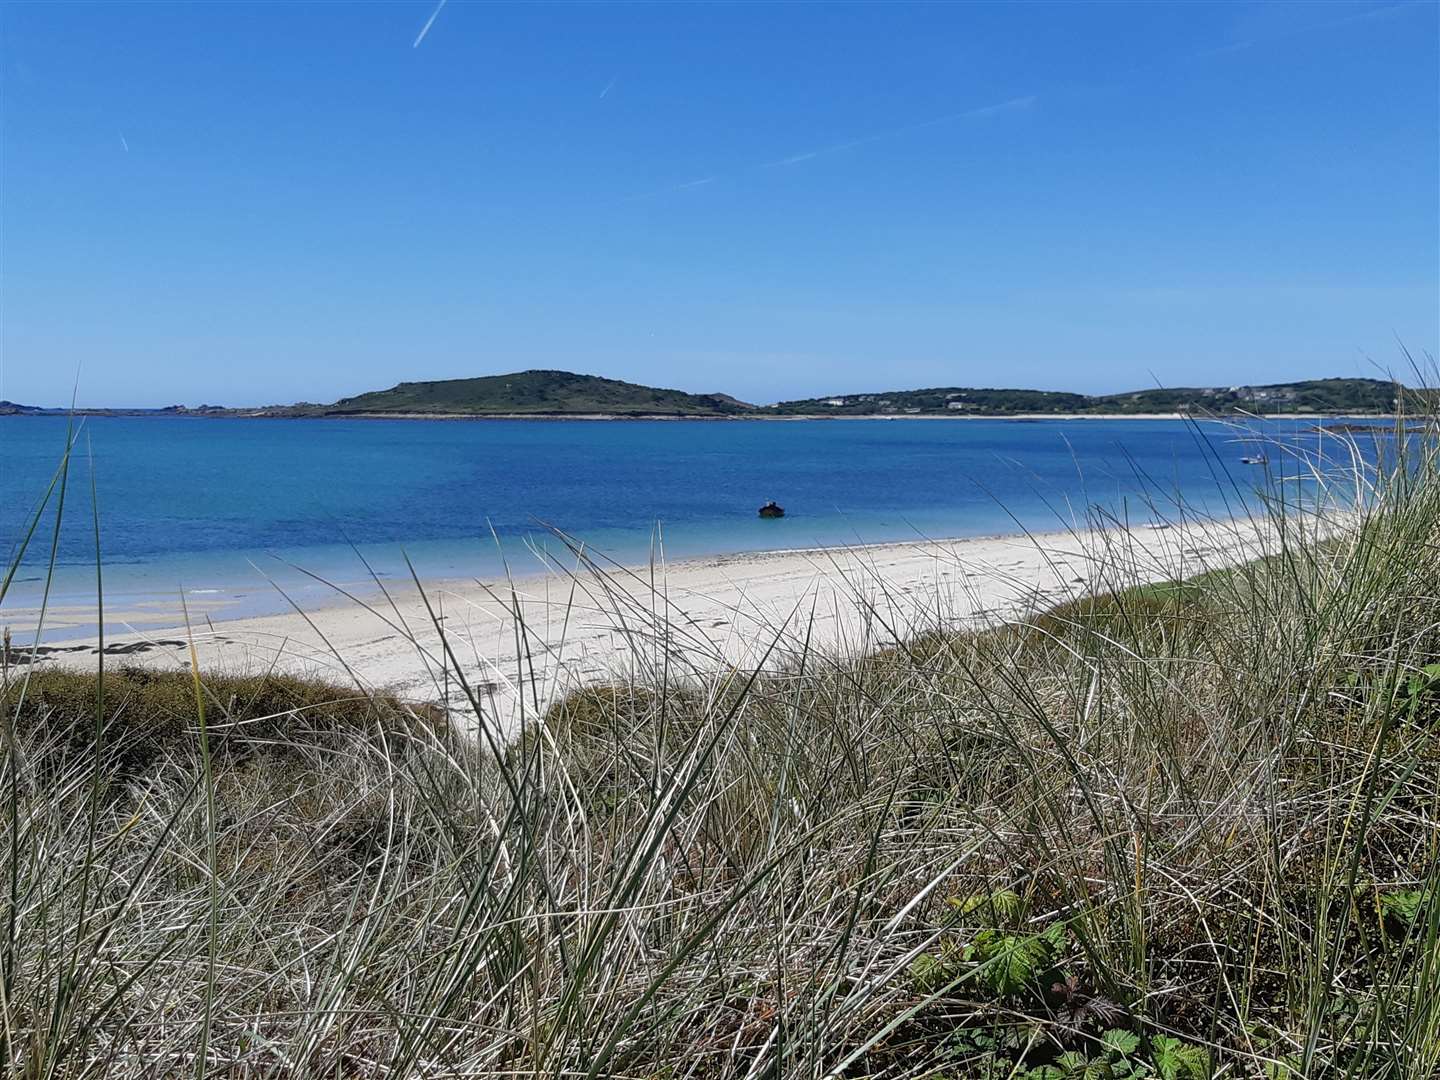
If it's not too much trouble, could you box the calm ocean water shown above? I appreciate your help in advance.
[0,415,1349,635]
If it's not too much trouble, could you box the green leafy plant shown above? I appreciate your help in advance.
[1020,1030,1151,1080]
[910,951,953,994]
[967,921,1067,997]
[949,888,1025,924]
[1400,662,1440,724]
[1150,1035,1209,1080]
[1404,662,1440,698]
[1379,888,1426,924]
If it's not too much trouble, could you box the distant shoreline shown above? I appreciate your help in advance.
[3,371,1407,421]
[0,409,1402,423]
[269,410,1396,422]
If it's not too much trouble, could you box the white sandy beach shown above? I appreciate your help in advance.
[10,513,1302,735]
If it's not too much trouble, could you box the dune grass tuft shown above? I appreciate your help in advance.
[2,667,448,784]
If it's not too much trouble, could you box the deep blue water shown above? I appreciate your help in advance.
[0,415,1355,631]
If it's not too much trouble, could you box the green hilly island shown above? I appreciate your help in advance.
[0,372,1411,418]
[303,370,752,417]
[768,377,1400,416]
[293,372,1401,418]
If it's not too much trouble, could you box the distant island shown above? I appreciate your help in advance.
[0,372,1409,420]
[768,377,1401,417]
[303,370,755,418]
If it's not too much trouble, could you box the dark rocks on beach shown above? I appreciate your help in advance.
[0,638,189,667]
[758,501,785,519]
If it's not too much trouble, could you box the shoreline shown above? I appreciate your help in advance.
[1,410,1401,422]
[243,411,1387,422]
[5,527,1052,644]
[20,514,1301,732]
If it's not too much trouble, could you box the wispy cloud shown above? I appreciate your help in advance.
[599,76,617,100]
[119,132,130,153]
[412,0,447,48]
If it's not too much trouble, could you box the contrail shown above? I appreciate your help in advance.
[617,0,1424,203]
[1130,4,1419,81]
[626,94,1036,202]
[762,95,1036,169]
[600,77,617,99]
[769,137,867,168]
[622,176,716,203]
[412,0,447,48]
[960,95,1036,120]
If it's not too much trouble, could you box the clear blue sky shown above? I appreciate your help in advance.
[2,1,1436,408]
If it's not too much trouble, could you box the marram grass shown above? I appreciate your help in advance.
[2,412,1438,1078]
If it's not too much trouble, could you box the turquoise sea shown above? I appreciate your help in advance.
[0,415,1362,638]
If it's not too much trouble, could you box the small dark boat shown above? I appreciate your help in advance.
[1240,455,1268,465]
[758,500,785,519]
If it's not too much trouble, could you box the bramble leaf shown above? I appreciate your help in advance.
[1152,1035,1209,1080]
[909,951,953,994]
[1101,1029,1142,1056]
[971,928,1061,995]
[1380,888,1425,923]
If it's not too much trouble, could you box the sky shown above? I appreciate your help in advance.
[0,0,1436,408]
